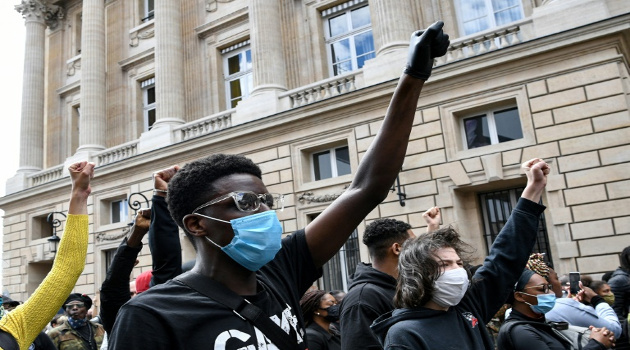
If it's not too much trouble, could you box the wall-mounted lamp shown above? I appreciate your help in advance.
[46,212,66,254]
[127,192,150,227]
[391,174,406,207]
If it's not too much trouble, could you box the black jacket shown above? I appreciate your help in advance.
[339,263,396,350]
[608,268,630,350]
[99,195,182,333]
[496,309,606,350]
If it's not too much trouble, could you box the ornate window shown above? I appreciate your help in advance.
[311,145,351,181]
[142,0,154,22]
[141,78,156,131]
[456,0,524,36]
[222,41,252,108]
[462,106,523,149]
[479,187,552,261]
[323,1,375,76]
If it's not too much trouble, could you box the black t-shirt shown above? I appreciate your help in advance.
[108,229,321,350]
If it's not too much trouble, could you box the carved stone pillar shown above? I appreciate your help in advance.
[369,0,415,56]
[77,0,106,152]
[14,0,64,173]
[153,0,185,127]
[249,0,286,93]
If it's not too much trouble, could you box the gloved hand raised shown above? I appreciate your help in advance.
[404,21,450,81]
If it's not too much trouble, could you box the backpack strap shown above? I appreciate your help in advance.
[174,272,300,350]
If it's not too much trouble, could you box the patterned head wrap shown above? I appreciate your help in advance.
[526,253,550,280]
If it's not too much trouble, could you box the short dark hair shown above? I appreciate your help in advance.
[300,290,327,326]
[362,218,412,261]
[590,280,608,294]
[167,154,262,245]
[394,226,475,309]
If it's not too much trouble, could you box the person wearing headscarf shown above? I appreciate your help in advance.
[48,294,105,350]
[497,269,615,350]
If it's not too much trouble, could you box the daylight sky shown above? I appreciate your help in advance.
[0,3,27,276]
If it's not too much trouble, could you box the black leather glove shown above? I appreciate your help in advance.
[404,21,450,81]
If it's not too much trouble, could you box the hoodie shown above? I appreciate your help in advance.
[371,197,546,350]
[340,263,397,349]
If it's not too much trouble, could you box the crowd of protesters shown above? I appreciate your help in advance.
[1,20,628,350]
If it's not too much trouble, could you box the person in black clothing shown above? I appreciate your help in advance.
[108,21,450,350]
[339,218,415,350]
[608,245,630,350]
[497,269,615,350]
[371,158,550,350]
[300,290,341,350]
[98,208,151,334]
[98,165,183,334]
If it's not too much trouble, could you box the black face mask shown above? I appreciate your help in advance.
[321,304,340,322]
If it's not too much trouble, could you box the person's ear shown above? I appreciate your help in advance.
[183,214,208,237]
[513,292,526,303]
[392,242,402,256]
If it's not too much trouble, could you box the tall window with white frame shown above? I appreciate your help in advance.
[141,78,156,131]
[323,1,375,76]
[223,41,252,109]
[462,106,523,149]
[311,145,351,181]
[456,0,524,36]
[142,0,154,22]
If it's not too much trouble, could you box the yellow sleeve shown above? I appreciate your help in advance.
[0,215,88,350]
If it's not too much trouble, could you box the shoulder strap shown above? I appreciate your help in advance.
[502,320,557,349]
[174,272,300,350]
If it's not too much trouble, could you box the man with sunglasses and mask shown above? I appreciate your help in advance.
[108,21,450,350]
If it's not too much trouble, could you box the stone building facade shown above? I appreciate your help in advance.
[1,0,629,312]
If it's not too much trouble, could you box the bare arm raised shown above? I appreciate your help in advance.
[305,22,450,267]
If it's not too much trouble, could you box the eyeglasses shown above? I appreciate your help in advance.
[522,283,554,294]
[192,191,284,213]
[65,302,85,309]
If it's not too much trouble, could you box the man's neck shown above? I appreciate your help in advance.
[192,253,258,295]
[372,257,398,279]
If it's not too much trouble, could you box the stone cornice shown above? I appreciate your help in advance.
[195,6,248,39]
[119,48,155,71]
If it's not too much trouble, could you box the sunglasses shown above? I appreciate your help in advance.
[522,283,554,294]
[65,302,86,309]
[192,191,284,213]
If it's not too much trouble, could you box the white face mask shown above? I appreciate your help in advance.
[432,267,469,307]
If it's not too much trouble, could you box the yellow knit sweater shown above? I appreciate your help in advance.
[0,215,88,350]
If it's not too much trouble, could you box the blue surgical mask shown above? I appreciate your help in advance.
[199,210,283,271]
[525,293,556,314]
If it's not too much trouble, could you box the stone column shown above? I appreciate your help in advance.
[362,0,415,85]
[369,0,415,56]
[77,0,106,152]
[14,1,63,173]
[153,0,185,127]
[249,0,286,93]
[231,0,287,126]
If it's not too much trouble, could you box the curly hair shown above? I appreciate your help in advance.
[362,218,412,261]
[300,290,327,326]
[167,154,262,245]
[394,226,475,309]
